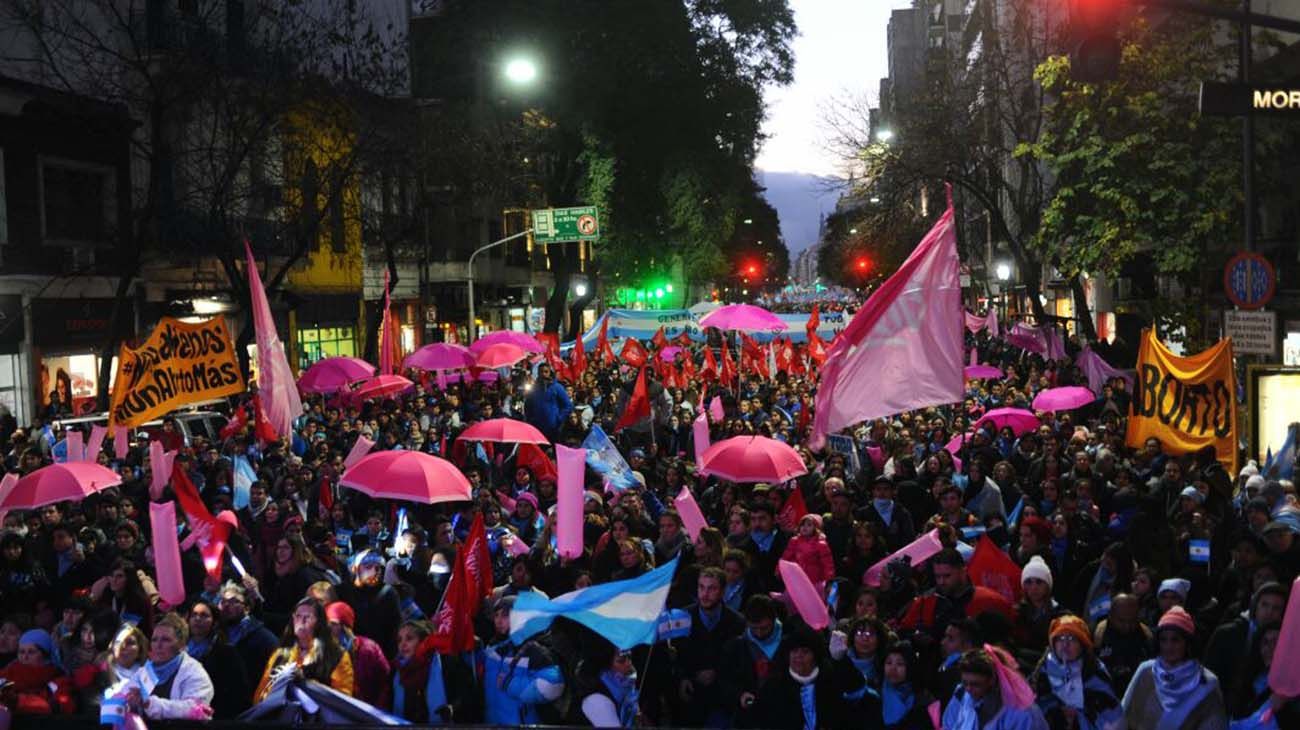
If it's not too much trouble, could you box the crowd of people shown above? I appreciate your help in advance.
[0,317,1295,729]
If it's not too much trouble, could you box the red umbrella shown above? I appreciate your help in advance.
[1032,386,1096,413]
[475,343,528,369]
[699,436,808,483]
[457,418,549,445]
[298,356,376,394]
[339,451,471,504]
[350,374,414,402]
[974,408,1040,436]
[0,463,122,511]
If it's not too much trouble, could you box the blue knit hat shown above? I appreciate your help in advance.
[19,628,53,658]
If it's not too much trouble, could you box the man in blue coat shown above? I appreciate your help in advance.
[525,363,572,441]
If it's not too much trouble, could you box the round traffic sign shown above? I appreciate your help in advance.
[1224,252,1275,310]
[576,214,598,236]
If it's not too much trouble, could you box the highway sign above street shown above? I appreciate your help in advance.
[1224,251,1276,310]
[532,206,601,245]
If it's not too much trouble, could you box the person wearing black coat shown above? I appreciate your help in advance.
[856,477,917,551]
[737,502,789,594]
[337,549,404,657]
[218,582,280,686]
[674,567,746,726]
[754,627,855,730]
[185,599,251,719]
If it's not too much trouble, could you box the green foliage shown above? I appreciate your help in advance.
[1019,17,1242,280]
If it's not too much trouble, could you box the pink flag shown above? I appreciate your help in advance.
[246,241,303,439]
[927,701,941,729]
[148,441,177,501]
[343,435,374,469]
[1005,322,1048,355]
[503,532,531,557]
[964,310,989,333]
[811,189,963,449]
[969,348,979,366]
[113,426,129,460]
[65,430,84,463]
[0,472,20,524]
[495,490,518,514]
[1077,347,1134,394]
[1269,575,1300,696]
[863,529,944,587]
[149,501,187,608]
[986,308,1000,338]
[709,396,724,423]
[674,486,708,541]
[379,269,394,376]
[87,425,107,463]
[778,559,829,630]
[555,445,585,559]
[692,412,710,464]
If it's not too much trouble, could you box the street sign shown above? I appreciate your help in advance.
[1225,309,1277,356]
[1201,82,1300,116]
[1224,252,1275,309]
[532,206,601,245]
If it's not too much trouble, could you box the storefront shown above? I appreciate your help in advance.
[290,294,362,373]
[31,298,132,417]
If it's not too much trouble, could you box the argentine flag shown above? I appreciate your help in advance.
[233,455,257,510]
[511,557,678,649]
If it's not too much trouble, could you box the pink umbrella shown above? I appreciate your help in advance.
[699,436,807,483]
[298,356,375,394]
[404,343,474,371]
[469,330,544,355]
[0,463,122,511]
[457,418,549,445]
[964,364,1004,379]
[698,304,788,332]
[1032,386,1096,412]
[339,451,471,504]
[975,408,1040,437]
[659,346,683,362]
[350,374,414,402]
[475,343,528,369]
[443,370,500,384]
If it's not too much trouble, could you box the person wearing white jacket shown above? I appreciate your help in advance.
[123,613,215,721]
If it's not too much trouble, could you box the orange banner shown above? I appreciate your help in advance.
[109,317,245,428]
[1125,330,1237,473]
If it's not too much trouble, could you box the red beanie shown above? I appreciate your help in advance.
[1157,606,1195,638]
[325,601,355,629]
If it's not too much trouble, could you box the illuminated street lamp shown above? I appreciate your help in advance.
[504,57,538,84]
[995,261,1013,281]
[875,129,894,143]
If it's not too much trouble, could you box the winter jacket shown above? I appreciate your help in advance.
[127,653,216,720]
[525,381,573,440]
[348,634,391,709]
[0,662,75,715]
[479,639,565,726]
[781,534,835,586]
[754,664,850,730]
[1120,659,1227,730]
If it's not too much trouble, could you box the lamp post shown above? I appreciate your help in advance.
[466,230,532,343]
[995,261,1013,321]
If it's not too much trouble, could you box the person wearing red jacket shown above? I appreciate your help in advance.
[0,629,76,719]
[781,514,835,587]
[326,602,391,708]
[900,548,1014,639]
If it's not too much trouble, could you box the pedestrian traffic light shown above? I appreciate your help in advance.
[1071,0,1122,83]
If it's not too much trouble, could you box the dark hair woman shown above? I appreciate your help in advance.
[878,640,936,730]
[1229,622,1298,727]
[185,599,251,719]
[91,559,155,637]
[254,597,353,701]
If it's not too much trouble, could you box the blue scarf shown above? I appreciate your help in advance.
[746,620,783,660]
[849,651,876,684]
[940,652,961,671]
[392,657,409,718]
[145,654,183,690]
[186,638,213,660]
[1043,652,1084,709]
[874,499,895,526]
[882,682,915,725]
[751,528,776,553]
[338,633,354,652]
[1153,659,1213,730]
[699,605,722,632]
[800,682,817,729]
[56,549,75,577]
[225,616,256,646]
[724,581,744,611]
[600,669,639,728]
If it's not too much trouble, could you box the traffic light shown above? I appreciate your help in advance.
[855,257,871,273]
[1071,0,1122,83]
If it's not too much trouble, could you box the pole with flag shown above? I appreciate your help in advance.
[245,241,303,440]
[379,269,394,376]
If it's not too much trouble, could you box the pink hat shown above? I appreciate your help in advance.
[515,492,539,511]
[1157,606,1195,637]
[800,513,823,531]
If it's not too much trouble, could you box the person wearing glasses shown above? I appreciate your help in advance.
[1028,615,1122,730]
[217,582,277,684]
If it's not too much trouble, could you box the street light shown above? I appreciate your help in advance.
[574,283,588,297]
[504,58,538,84]
[995,262,1013,281]
[876,129,894,142]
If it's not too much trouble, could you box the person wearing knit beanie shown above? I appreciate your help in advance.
[1030,614,1122,730]
[1156,605,1196,639]
[1021,555,1053,589]
[1048,615,1093,651]
[1122,605,1226,729]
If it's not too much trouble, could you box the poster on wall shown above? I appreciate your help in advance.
[108,317,245,428]
[40,354,102,416]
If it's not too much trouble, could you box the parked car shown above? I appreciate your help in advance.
[52,402,230,450]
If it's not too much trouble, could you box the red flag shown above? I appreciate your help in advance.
[675,330,692,347]
[776,338,795,372]
[570,332,587,378]
[251,395,277,444]
[318,476,334,513]
[681,350,696,380]
[740,334,769,379]
[620,338,648,368]
[537,332,561,355]
[968,534,1023,604]
[615,367,652,431]
[807,333,828,367]
[171,465,232,580]
[806,303,820,337]
[219,404,248,440]
[720,341,737,387]
[651,327,669,350]
[701,346,719,382]
[428,514,493,653]
[778,487,809,533]
[516,442,557,482]
[596,316,611,357]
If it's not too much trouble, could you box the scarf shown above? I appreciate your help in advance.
[882,682,915,726]
[338,632,354,652]
[873,499,895,526]
[789,666,819,730]
[1153,658,1212,730]
[600,669,639,728]
[724,581,744,611]
[699,605,722,632]
[746,620,783,660]
[946,690,983,730]
[186,638,213,661]
[751,528,776,553]
[56,548,75,577]
[225,616,256,646]
[1085,566,1114,621]
[393,656,410,718]
[1043,652,1084,709]
[849,651,876,684]
[144,653,183,693]
[940,652,962,671]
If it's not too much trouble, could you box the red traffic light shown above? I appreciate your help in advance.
[855,257,871,272]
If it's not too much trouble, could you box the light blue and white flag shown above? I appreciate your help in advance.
[1189,539,1211,565]
[1264,423,1297,481]
[581,425,638,490]
[656,608,692,640]
[511,557,679,649]
[233,455,257,510]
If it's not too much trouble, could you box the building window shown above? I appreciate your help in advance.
[39,157,117,246]
[296,325,356,371]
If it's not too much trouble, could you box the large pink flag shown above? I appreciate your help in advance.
[811,188,963,449]
[692,411,710,464]
[674,486,709,540]
[245,241,303,439]
[778,560,830,630]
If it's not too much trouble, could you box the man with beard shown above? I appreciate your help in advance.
[218,581,277,683]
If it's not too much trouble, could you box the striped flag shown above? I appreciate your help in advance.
[511,557,679,649]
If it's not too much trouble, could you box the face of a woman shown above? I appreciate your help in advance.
[728,514,746,536]
[396,627,421,661]
[1051,515,1069,539]
[110,568,127,593]
[1158,631,1188,664]
[619,544,640,569]
[276,541,295,566]
[0,623,20,654]
[855,593,878,618]
[17,643,45,667]
[293,604,317,643]
[883,653,908,685]
[2,543,20,563]
[264,504,280,521]
[853,625,879,656]
[150,626,180,664]
[855,528,874,551]
[1053,634,1083,662]
[1132,573,1152,597]
[115,634,141,666]
[612,521,630,541]
[189,605,215,640]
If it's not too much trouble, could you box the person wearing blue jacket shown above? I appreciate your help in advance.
[525,364,572,441]
[479,596,565,725]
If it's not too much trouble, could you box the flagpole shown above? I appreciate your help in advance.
[649,400,657,456]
